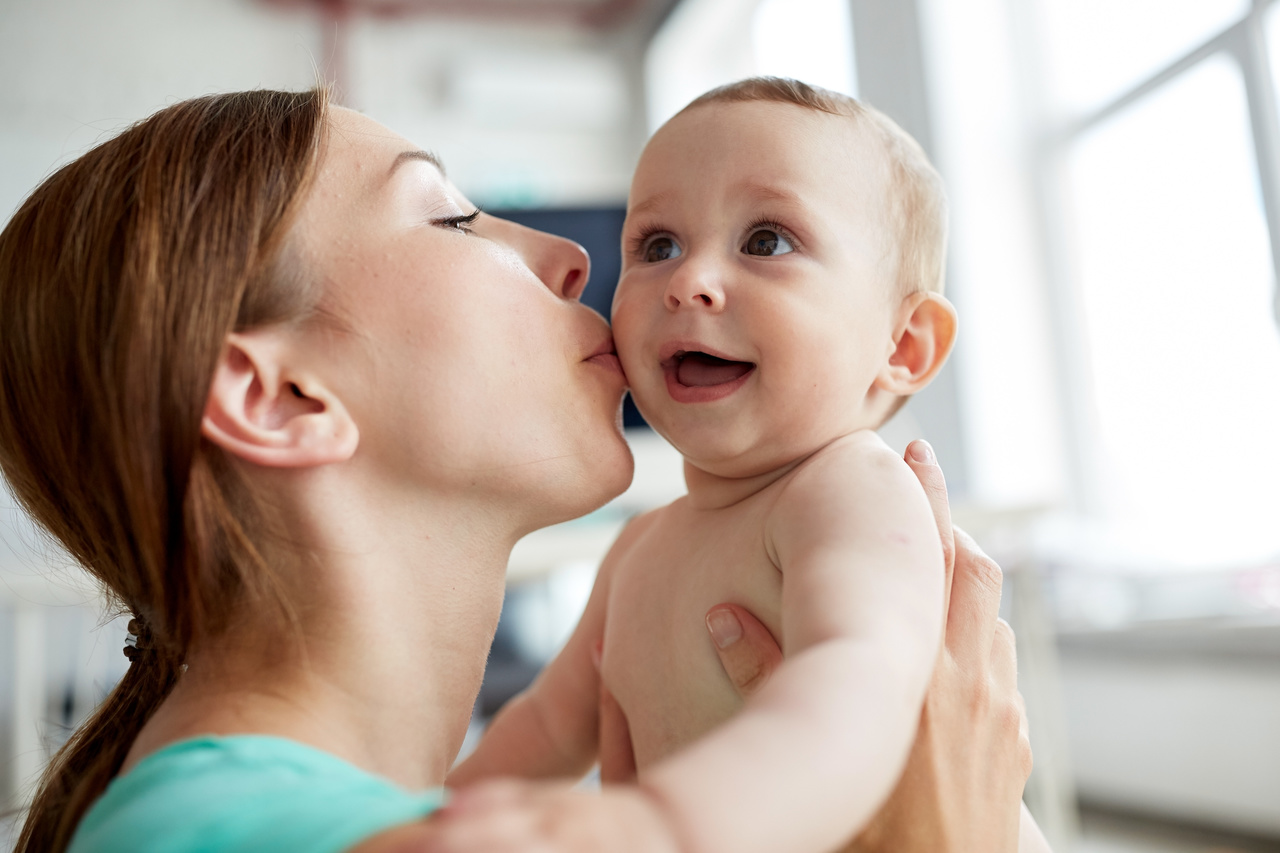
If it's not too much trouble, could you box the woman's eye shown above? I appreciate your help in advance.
[433,209,480,234]
[743,228,794,257]
[643,236,682,263]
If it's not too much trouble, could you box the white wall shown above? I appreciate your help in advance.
[917,0,1068,509]
[0,0,646,223]
[1060,646,1280,836]
[347,16,643,207]
[0,0,322,223]
[645,0,856,130]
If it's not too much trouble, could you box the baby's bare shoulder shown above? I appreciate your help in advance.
[617,504,666,541]
[766,431,928,554]
[614,497,690,544]
[599,498,691,570]
[784,430,908,496]
[600,505,663,567]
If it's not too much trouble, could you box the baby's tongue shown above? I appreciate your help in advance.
[677,352,754,387]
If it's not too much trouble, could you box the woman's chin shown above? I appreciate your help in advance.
[595,437,636,506]
[528,433,634,532]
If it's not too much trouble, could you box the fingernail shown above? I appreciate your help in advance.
[706,608,742,649]
[909,441,934,464]
[591,639,603,671]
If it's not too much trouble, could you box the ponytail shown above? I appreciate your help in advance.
[16,646,182,852]
[0,88,328,852]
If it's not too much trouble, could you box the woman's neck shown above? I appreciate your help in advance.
[125,479,518,790]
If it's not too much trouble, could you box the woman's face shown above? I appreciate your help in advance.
[290,108,632,528]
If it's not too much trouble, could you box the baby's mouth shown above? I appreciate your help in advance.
[664,351,756,387]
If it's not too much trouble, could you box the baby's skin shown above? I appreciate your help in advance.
[453,96,966,853]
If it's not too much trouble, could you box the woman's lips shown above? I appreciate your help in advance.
[585,335,625,379]
[587,351,625,377]
[661,351,756,403]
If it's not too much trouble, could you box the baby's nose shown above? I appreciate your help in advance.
[664,265,725,312]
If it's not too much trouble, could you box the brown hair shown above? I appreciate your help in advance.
[0,88,329,852]
[681,77,948,298]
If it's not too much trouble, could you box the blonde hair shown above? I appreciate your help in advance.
[681,77,948,297]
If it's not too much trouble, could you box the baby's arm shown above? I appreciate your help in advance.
[448,513,655,785]
[641,432,945,853]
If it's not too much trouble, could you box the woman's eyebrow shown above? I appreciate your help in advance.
[391,149,446,177]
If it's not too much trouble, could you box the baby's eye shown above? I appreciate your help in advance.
[743,228,794,257]
[643,236,682,263]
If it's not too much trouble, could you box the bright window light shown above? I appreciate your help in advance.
[918,0,1067,508]
[751,0,857,96]
[1266,0,1280,113]
[645,0,856,132]
[1037,0,1248,115]
[645,0,759,132]
[1065,55,1280,568]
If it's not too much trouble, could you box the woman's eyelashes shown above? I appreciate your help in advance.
[432,208,481,235]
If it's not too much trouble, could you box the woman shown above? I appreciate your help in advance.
[0,87,1033,852]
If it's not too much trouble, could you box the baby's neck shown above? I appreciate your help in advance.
[682,455,808,511]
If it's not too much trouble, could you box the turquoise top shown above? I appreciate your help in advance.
[67,735,446,853]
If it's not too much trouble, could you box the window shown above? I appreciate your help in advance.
[1038,0,1249,115]
[1033,1,1280,568]
[752,0,856,97]
[645,0,856,131]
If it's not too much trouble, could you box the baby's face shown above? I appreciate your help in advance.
[612,101,904,478]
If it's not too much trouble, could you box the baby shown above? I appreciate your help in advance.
[453,78,957,853]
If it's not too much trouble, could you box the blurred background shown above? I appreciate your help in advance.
[1,0,1279,850]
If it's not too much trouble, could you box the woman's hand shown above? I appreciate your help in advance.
[706,440,1035,853]
[420,779,682,853]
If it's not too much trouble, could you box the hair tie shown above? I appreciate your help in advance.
[123,617,154,663]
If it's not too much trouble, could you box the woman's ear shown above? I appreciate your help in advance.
[201,331,358,468]
[875,292,958,396]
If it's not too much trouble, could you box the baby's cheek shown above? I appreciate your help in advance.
[609,284,637,327]
[609,300,644,358]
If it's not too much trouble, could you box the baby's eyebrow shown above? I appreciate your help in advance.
[738,183,805,207]
[627,190,675,221]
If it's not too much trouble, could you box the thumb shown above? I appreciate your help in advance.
[705,603,783,699]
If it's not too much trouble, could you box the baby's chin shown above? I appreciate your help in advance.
[650,419,818,480]
[646,398,882,480]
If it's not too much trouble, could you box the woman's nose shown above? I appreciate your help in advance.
[500,219,591,300]
[664,263,725,313]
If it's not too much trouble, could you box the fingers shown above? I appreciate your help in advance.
[705,603,783,699]
[1016,691,1030,747]
[439,778,528,819]
[427,781,556,852]
[904,440,955,612]
[1017,695,1034,781]
[990,617,1018,694]
[991,618,1034,782]
[945,527,1004,671]
[428,782,681,853]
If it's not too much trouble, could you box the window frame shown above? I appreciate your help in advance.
[1019,0,1280,515]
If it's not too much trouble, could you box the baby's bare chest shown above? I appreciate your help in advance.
[600,502,784,768]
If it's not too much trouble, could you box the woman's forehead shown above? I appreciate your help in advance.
[301,108,456,235]
[323,108,429,183]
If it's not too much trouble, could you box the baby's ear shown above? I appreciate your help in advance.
[875,292,958,396]
[201,330,359,468]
